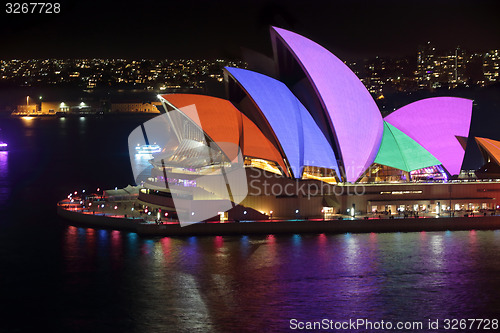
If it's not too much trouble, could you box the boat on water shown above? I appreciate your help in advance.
[135,144,162,155]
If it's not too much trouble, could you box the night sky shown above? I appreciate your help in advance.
[1,0,499,61]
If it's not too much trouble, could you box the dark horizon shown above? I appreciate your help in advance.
[1,0,500,61]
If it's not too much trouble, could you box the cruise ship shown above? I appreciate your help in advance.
[135,144,162,155]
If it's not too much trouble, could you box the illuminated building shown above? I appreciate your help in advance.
[41,101,84,115]
[483,50,500,83]
[417,41,437,89]
[417,42,466,89]
[13,103,39,115]
[135,27,500,221]
[110,102,161,113]
[12,100,162,116]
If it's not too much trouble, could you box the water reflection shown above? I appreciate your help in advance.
[429,234,445,269]
[20,116,36,138]
[132,153,154,184]
[0,151,9,205]
[61,229,500,332]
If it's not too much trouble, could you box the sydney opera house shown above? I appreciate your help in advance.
[132,27,500,222]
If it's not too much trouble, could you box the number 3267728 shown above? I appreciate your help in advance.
[6,3,61,14]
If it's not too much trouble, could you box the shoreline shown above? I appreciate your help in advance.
[57,203,500,237]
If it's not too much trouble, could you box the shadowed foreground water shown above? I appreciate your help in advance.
[1,116,500,332]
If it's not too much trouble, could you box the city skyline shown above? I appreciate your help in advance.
[1,44,498,95]
[1,0,500,61]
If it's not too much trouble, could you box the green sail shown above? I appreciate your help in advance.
[374,122,441,172]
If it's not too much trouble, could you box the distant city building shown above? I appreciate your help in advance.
[0,47,498,95]
[357,57,417,96]
[437,47,466,88]
[41,101,99,115]
[13,100,102,116]
[12,100,165,116]
[417,42,466,89]
[417,41,437,89]
[0,58,246,90]
[14,104,39,115]
[110,102,161,113]
[484,50,500,82]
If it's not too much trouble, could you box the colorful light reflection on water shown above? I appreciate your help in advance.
[58,229,500,332]
[0,151,9,205]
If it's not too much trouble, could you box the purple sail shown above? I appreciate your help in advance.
[271,27,383,182]
[384,97,473,175]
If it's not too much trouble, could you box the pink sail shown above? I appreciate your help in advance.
[384,97,473,175]
[271,27,383,182]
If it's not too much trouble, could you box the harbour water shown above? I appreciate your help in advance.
[1,116,500,332]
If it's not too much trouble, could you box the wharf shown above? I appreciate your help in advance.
[57,200,500,236]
